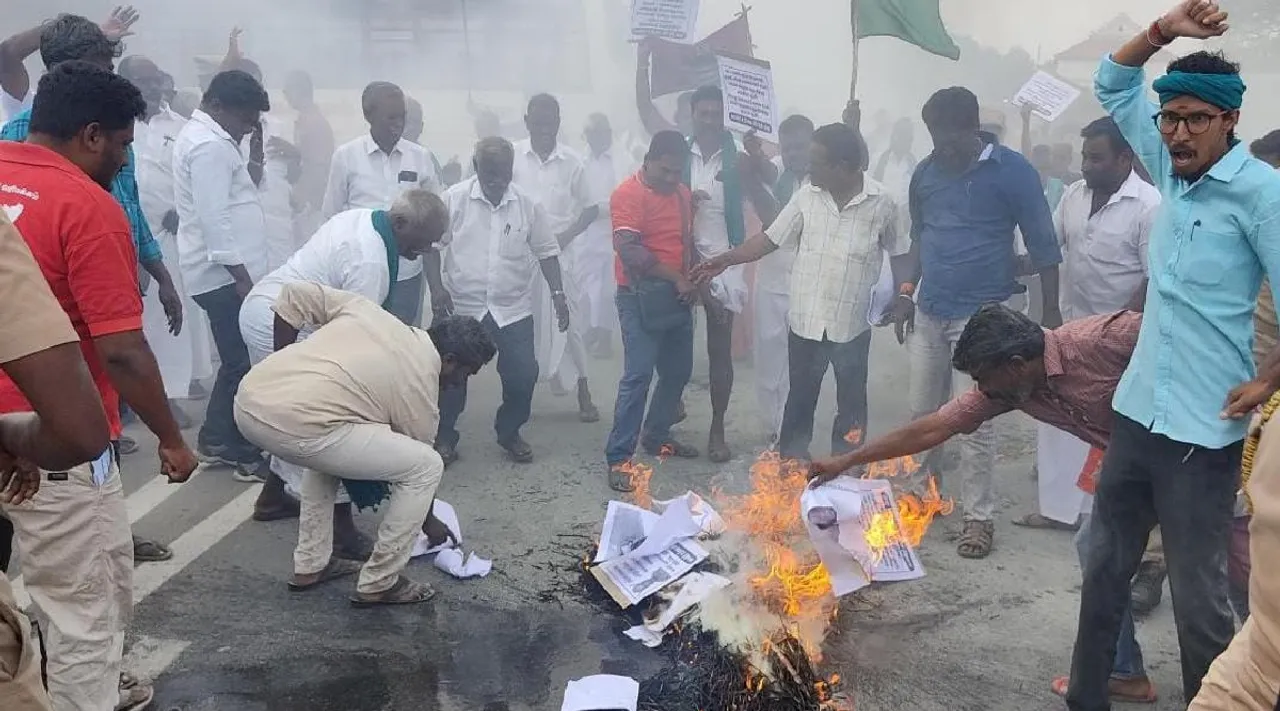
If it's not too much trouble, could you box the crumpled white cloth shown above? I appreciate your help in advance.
[433,549,492,579]
[411,500,462,558]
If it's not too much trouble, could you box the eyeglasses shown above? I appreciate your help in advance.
[1153,110,1227,136]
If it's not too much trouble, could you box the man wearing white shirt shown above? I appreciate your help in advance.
[434,137,570,465]
[324,82,444,328]
[695,123,912,460]
[173,69,272,480]
[124,54,213,431]
[513,94,600,423]
[580,113,627,358]
[1021,116,1161,532]
[240,191,448,557]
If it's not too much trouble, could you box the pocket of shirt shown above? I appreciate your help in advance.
[500,222,532,260]
[1179,229,1243,287]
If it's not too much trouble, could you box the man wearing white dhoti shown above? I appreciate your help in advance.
[513,94,600,423]
[125,55,211,429]
[238,190,448,558]
[579,113,628,358]
[1018,116,1159,532]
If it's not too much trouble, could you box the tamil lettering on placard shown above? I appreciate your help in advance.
[716,54,779,142]
[630,0,701,44]
[1012,71,1082,123]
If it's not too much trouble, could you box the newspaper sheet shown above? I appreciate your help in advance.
[590,539,709,608]
[801,477,925,596]
[630,0,700,44]
[595,500,661,563]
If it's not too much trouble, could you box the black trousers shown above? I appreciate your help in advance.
[192,283,259,461]
[437,314,537,448]
[1067,413,1239,711]
[777,329,872,460]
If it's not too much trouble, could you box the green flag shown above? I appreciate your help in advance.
[858,0,961,61]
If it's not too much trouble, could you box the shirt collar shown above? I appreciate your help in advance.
[363,134,402,157]
[467,176,514,207]
[192,109,232,142]
[521,139,565,164]
[1204,141,1250,183]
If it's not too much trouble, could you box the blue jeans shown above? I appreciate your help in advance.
[1075,513,1146,680]
[605,289,693,466]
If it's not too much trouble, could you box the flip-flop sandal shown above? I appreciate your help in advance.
[288,558,362,592]
[349,575,437,608]
[1051,675,1157,704]
[608,467,636,493]
[132,537,172,563]
[643,441,700,459]
[115,682,154,711]
[1012,513,1079,532]
[957,521,995,559]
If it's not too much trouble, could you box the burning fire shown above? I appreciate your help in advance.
[842,428,863,446]
[615,459,655,509]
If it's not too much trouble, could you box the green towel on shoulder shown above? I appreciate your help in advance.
[683,131,746,247]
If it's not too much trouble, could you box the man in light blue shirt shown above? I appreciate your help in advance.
[1065,2,1280,710]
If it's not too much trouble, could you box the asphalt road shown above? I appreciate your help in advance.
[9,329,1192,711]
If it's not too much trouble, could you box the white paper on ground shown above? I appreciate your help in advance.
[644,571,731,632]
[433,549,492,579]
[562,674,640,711]
[410,500,462,558]
[624,625,665,648]
[595,500,661,563]
[801,477,926,595]
[632,492,725,558]
[865,254,895,327]
[590,539,709,608]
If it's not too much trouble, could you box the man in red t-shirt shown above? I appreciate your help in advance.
[604,130,699,491]
[0,61,196,711]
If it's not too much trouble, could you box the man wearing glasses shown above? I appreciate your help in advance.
[1063,2,1280,710]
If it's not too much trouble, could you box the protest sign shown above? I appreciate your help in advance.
[716,53,780,142]
[1012,71,1082,122]
[630,0,700,44]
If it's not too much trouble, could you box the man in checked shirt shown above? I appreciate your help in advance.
[808,303,1163,704]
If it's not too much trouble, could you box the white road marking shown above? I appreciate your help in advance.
[132,488,258,601]
[124,634,191,683]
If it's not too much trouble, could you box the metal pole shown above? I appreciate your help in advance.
[849,0,860,101]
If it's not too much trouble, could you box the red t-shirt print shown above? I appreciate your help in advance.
[0,142,142,437]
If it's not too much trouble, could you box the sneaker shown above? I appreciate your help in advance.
[1131,560,1167,617]
[231,459,269,484]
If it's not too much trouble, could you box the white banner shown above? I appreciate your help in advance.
[716,54,780,142]
[630,0,700,44]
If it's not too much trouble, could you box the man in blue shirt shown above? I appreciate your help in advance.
[901,86,1063,560]
[1065,2,1280,710]
[0,14,181,344]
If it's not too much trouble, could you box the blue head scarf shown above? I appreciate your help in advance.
[1152,71,1247,110]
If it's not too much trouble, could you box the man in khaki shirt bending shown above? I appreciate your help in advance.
[233,282,496,606]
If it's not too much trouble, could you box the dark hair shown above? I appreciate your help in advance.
[527,93,560,115]
[39,14,118,69]
[1250,130,1280,160]
[779,114,815,137]
[1031,144,1052,161]
[428,316,497,371]
[646,130,690,162]
[951,303,1045,375]
[922,86,979,131]
[1167,50,1240,77]
[690,85,723,111]
[1080,117,1132,157]
[474,136,515,164]
[361,81,403,117]
[812,123,864,170]
[228,58,262,83]
[203,70,270,112]
[29,61,145,141]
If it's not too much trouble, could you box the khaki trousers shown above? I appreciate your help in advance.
[0,574,52,711]
[235,408,442,595]
[2,460,131,711]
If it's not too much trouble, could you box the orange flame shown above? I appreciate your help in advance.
[658,443,675,463]
[842,427,864,446]
[615,459,654,509]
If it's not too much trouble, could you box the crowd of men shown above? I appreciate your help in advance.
[0,0,1279,710]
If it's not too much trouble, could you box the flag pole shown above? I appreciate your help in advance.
[849,0,860,101]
